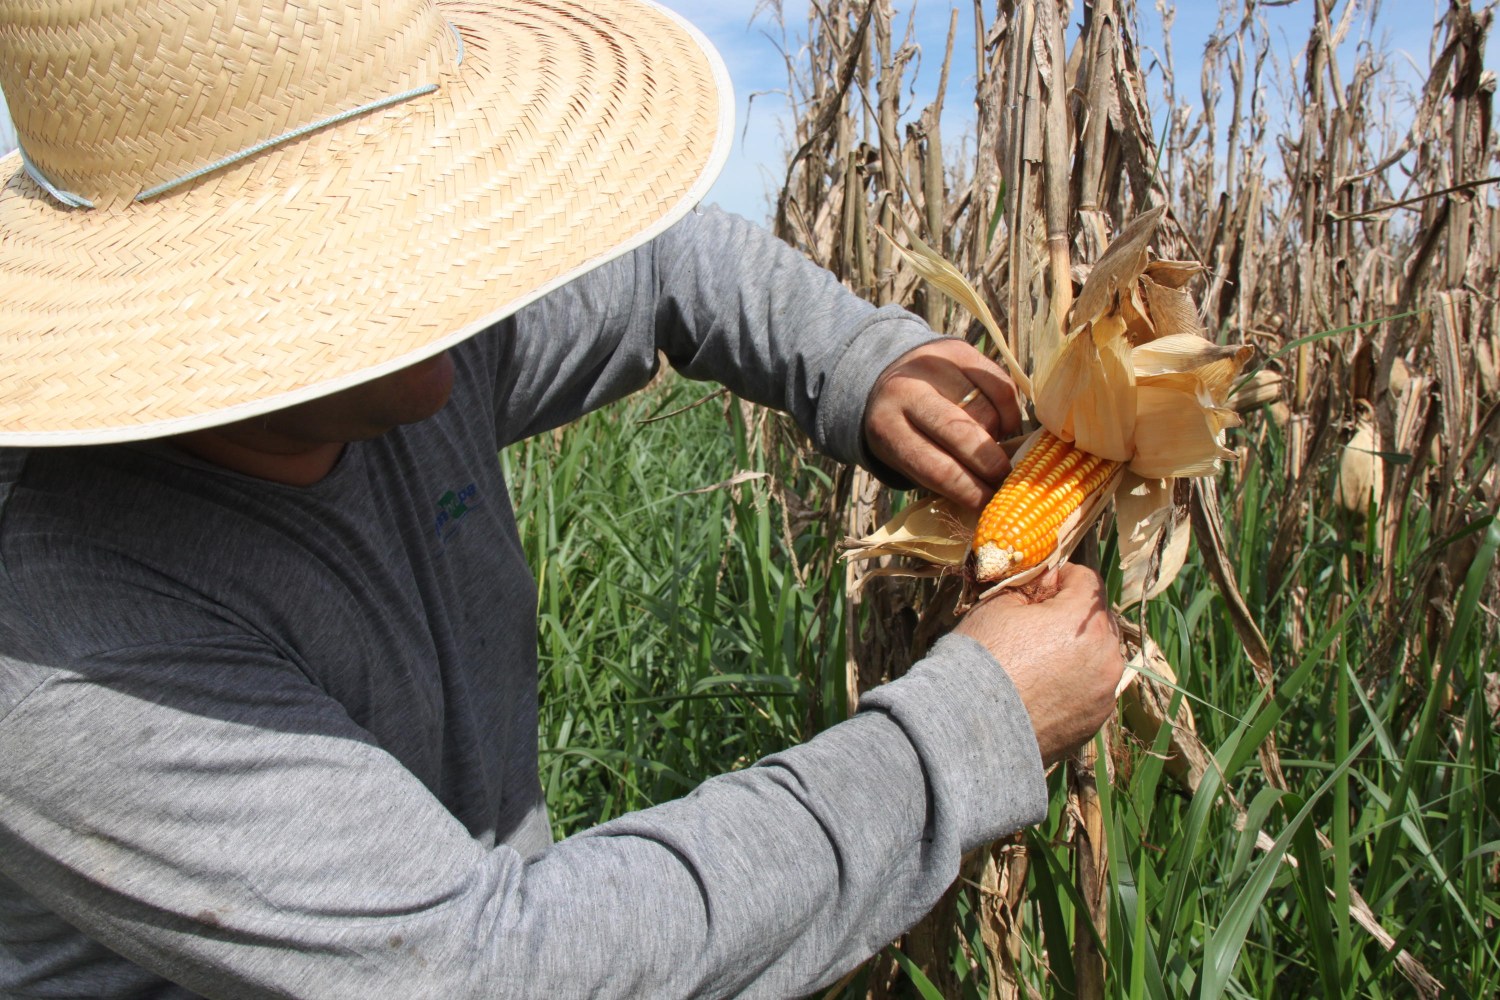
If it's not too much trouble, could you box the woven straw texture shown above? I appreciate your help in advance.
[0,0,731,445]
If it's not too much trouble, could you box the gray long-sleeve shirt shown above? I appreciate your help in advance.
[0,208,1047,999]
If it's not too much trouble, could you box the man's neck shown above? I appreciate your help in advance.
[170,430,345,487]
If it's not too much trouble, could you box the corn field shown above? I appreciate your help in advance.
[708,0,1500,995]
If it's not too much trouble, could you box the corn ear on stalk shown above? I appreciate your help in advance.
[850,212,1252,606]
[972,431,1122,583]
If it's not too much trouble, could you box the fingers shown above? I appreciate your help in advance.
[889,425,1002,510]
[957,354,1023,437]
[904,394,1012,487]
[920,340,1021,440]
[864,338,1029,509]
[1053,563,1108,605]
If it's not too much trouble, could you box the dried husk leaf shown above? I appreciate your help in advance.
[1032,297,1067,397]
[1127,342,1252,479]
[1193,351,1256,399]
[1069,206,1167,334]
[1142,258,1205,289]
[1130,377,1238,479]
[1116,473,1192,607]
[1140,275,1207,339]
[1035,322,1137,461]
[1120,281,1156,342]
[843,494,975,567]
[1090,311,1131,348]
[1131,335,1253,378]
[1118,627,1209,790]
[876,225,1033,400]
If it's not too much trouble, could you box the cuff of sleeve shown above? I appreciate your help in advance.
[815,306,940,485]
[857,633,1049,853]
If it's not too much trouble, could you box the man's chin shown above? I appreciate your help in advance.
[381,351,457,430]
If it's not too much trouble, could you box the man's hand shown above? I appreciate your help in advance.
[864,339,1023,510]
[955,565,1124,765]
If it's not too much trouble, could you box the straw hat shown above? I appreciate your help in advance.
[0,0,732,445]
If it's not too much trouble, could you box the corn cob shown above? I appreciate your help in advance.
[973,430,1121,582]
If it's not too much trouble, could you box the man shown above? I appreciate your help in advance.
[0,1,1123,997]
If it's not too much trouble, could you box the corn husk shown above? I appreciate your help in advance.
[1035,317,1137,461]
[1335,408,1383,515]
[1116,473,1193,607]
[841,495,975,567]
[1128,340,1253,479]
[1231,369,1284,412]
[1118,624,1209,790]
[1069,207,1165,334]
[1138,273,1207,340]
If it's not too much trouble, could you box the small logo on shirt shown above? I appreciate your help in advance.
[434,483,482,542]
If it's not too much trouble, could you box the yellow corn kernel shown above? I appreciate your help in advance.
[972,431,1120,582]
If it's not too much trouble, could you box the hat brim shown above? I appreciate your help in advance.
[0,0,733,445]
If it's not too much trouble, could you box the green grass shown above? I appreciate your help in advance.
[502,377,845,832]
[503,373,1499,998]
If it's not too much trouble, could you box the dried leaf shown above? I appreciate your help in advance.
[1131,381,1237,478]
[1140,275,1208,339]
[1069,206,1167,334]
[1143,258,1205,289]
[1131,335,1253,378]
[843,494,975,567]
[1194,483,1276,672]
[679,471,770,495]
[1116,473,1192,606]
[1120,281,1156,342]
[877,225,1034,400]
[1117,627,1210,791]
[1231,369,1284,412]
[1036,327,1137,461]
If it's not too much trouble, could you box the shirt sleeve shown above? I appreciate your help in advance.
[0,633,1045,999]
[492,206,940,474]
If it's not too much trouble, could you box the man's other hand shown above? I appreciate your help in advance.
[864,339,1023,510]
[955,565,1124,765]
